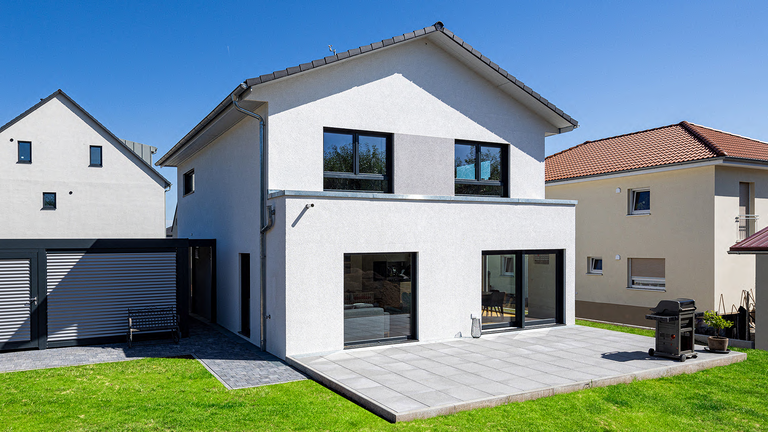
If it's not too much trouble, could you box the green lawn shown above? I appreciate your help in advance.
[0,323,765,431]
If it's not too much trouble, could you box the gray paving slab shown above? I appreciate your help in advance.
[288,325,747,423]
[0,319,306,390]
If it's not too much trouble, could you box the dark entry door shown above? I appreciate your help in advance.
[0,252,39,351]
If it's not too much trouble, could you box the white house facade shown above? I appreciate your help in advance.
[158,23,578,359]
[0,90,169,239]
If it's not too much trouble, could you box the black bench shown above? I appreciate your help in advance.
[127,306,180,348]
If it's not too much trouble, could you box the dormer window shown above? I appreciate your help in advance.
[323,128,391,193]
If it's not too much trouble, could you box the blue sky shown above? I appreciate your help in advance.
[2,1,766,226]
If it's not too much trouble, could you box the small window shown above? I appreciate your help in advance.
[455,141,507,196]
[42,192,56,210]
[183,169,195,196]
[89,146,102,167]
[588,257,603,275]
[18,141,31,163]
[629,188,650,215]
[323,129,391,192]
[628,258,665,290]
[500,255,515,276]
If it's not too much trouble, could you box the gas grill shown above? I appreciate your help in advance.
[645,298,698,362]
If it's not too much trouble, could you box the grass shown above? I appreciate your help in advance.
[0,322,765,431]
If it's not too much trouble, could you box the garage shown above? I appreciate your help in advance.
[0,238,215,351]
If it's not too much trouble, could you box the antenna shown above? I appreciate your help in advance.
[328,45,336,55]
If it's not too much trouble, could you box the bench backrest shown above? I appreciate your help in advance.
[128,307,178,329]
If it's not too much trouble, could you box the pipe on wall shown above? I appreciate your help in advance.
[231,86,274,352]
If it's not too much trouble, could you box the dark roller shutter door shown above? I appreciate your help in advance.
[46,252,176,343]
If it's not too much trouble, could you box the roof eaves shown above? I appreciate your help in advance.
[545,156,724,183]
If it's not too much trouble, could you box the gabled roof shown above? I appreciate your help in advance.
[157,21,578,167]
[0,90,170,188]
[546,121,768,182]
[730,226,768,253]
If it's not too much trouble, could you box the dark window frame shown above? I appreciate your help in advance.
[42,192,56,210]
[89,145,103,167]
[323,128,393,193]
[481,249,564,330]
[454,140,508,197]
[18,141,32,164]
[183,169,195,196]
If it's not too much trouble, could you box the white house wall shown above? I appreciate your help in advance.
[175,113,262,335]
[0,94,165,238]
[268,194,575,359]
[243,38,554,199]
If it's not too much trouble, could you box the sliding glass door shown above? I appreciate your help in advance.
[343,252,416,346]
[482,250,563,330]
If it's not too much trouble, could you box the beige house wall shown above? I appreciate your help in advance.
[713,165,768,313]
[546,166,717,319]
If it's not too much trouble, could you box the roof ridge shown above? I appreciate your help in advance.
[687,122,768,146]
[680,121,726,156]
[546,122,683,160]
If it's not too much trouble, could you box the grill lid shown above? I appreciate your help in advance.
[649,298,696,315]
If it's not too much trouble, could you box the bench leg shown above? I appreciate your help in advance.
[127,331,132,348]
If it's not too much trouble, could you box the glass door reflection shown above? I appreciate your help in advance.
[482,251,561,330]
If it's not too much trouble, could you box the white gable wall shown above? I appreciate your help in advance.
[244,38,555,198]
[0,95,166,238]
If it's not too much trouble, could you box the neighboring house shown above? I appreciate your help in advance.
[729,227,768,350]
[0,90,170,238]
[157,22,579,359]
[546,121,768,326]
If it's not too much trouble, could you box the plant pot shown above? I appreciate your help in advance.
[707,336,729,352]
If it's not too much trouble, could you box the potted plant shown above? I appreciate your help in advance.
[702,310,733,352]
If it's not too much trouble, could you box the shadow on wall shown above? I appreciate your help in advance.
[254,38,549,162]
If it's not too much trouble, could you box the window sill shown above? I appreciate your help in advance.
[626,286,665,292]
[17,161,32,164]
[627,213,651,217]
[586,273,603,276]
[41,208,56,211]
[183,191,195,197]
[89,164,103,168]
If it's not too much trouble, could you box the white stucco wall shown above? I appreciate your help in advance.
[713,165,768,313]
[0,94,166,238]
[267,194,575,359]
[243,38,555,199]
[175,112,263,337]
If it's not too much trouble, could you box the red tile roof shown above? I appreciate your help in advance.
[730,226,768,252]
[546,122,768,182]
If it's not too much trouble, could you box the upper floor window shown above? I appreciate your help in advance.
[42,192,56,210]
[18,141,31,163]
[588,257,603,275]
[89,146,102,167]
[455,141,507,196]
[629,188,650,215]
[323,129,391,192]
[183,169,195,196]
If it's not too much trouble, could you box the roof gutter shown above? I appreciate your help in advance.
[231,84,274,352]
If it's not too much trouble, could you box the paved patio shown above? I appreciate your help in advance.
[288,325,746,422]
[0,319,307,389]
